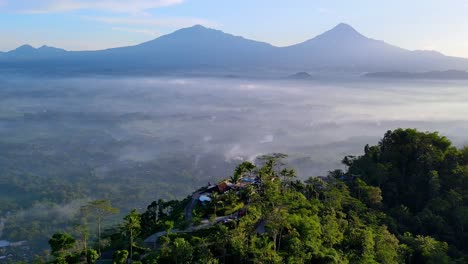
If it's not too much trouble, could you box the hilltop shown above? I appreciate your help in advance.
[44,129,468,264]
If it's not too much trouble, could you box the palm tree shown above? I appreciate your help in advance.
[231,161,256,184]
[210,192,224,217]
[81,200,119,256]
[122,209,141,261]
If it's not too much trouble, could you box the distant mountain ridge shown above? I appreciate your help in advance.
[4,44,66,58]
[286,72,314,80]
[1,23,468,75]
[365,70,468,80]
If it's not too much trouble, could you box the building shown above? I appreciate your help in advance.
[0,240,10,249]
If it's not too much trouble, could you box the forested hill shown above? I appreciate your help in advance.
[46,129,468,264]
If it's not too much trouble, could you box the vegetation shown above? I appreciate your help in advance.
[40,129,468,263]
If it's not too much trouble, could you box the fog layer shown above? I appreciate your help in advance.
[2,77,468,173]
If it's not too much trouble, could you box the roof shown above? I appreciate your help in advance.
[199,195,212,202]
[255,220,266,235]
[241,177,257,183]
[217,181,231,193]
[0,240,10,248]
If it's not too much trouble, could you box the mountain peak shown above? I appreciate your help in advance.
[12,44,36,52]
[157,24,223,40]
[293,23,366,47]
[325,23,364,38]
[177,24,215,34]
[189,24,208,30]
[37,45,66,52]
[293,23,367,48]
[333,23,356,31]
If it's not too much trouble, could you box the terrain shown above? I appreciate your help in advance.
[1,75,468,262]
[365,70,468,80]
[1,24,468,76]
[44,129,468,264]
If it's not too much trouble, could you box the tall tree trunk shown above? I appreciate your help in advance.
[98,217,102,256]
[130,229,133,261]
[278,227,284,251]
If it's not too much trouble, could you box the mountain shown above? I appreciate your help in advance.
[1,45,66,59]
[282,23,467,72]
[282,23,407,70]
[365,70,468,80]
[11,44,37,54]
[95,25,277,69]
[286,72,314,80]
[1,24,468,75]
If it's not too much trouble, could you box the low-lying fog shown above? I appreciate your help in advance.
[2,75,468,247]
[4,77,468,171]
[1,76,468,204]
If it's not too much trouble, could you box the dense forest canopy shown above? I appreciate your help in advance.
[39,128,467,264]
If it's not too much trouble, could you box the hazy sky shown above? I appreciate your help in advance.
[1,0,468,57]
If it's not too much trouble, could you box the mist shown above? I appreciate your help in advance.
[2,76,468,180]
[2,75,468,246]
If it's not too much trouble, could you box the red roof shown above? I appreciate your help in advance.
[217,181,230,193]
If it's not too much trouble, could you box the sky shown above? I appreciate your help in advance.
[1,0,468,57]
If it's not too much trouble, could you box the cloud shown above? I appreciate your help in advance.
[87,15,216,28]
[112,27,159,37]
[5,0,185,14]
[0,0,218,37]
[259,135,274,144]
[0,0,185,14]
[7,200,87,223]
[224,144,245,162]
[239,84,261,90]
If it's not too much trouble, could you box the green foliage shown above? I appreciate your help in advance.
[48,232,76,257]
[122,209,142,261]
[84,248,100,264]
[347,129,468,260]
[81,200,119,255]
[46,128,468,263]
[129,151,406,263]
[231,161,255,183]
[112,250,129,264]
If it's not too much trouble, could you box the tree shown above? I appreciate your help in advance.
[231,161,256,183]
[210,192,223,217]
[122,209,141,261]
[279,168,296,191]
[416,235,450,264]
[172,237,193,264]
[82,199,119,255]
[349,129,455,211]
[48,232,76,257]
[113,250,129,264]
[353,178,382,207]
[84,249,100,264]
[373,226,400,264]
[192,237,219,264]
[250,236,283,264]
[141,199,165,236]
[346,128,468,258]
[265,207,288,251]
[256,153,288,181]
[73,222,90,258]
[321,212,344,247]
